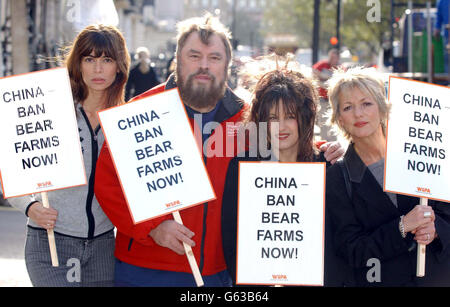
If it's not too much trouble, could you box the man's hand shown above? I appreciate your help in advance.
[149,220,196,255]
[320,141,345,164]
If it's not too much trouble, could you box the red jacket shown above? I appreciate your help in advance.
[95,76,247,276]
[312,59,334,99]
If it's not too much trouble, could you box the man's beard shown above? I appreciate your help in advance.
[177,67,227,111]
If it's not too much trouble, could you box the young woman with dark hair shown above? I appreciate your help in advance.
[9,24,130,287]
[221,66,351,286]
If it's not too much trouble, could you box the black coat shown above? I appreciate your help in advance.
[125,63,160,101]
[326,144,450,286]
[221,151,353,286]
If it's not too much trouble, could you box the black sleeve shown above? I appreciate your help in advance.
[326,165,413,269]
[416,199,450,285]
[314,151,332,169]
[429,200,450,260]
[150,68,160,88]
[125,69,135,102]
[221,157,240,285]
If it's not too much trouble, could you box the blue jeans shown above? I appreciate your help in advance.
[114,259,232,287]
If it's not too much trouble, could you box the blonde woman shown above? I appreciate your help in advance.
[325,67,450,286]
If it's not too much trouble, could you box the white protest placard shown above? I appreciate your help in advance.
[0,68,86,198]
[385,76,450,203]
[236,162,325,286]
[98,88,216,224]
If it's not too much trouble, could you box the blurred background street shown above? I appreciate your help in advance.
[0,203,31,287]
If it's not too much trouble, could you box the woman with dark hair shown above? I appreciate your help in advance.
[247,69,318,162]
[66,24,130,114]
[9,24,130,287]
[221,64,350,286]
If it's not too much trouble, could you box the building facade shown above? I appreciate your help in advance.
[0,0,266,77]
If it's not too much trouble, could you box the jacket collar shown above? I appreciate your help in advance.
[164,73,245,122]
[343,143,367,183]
[164,73,177,90]
[344,143,403,216]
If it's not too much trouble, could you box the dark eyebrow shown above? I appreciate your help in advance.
[85,52,112,58]
[209,52,222,58]
[187,49,223,58]
[188,49,202,54]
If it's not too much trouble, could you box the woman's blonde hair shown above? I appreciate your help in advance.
[327,66,390,140]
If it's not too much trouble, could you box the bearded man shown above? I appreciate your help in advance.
[95,14,343,286]
[95,14,246,286]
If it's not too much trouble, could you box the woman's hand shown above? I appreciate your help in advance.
[403,205,435,233]
[27,202,58,230]
[412,221,437,245]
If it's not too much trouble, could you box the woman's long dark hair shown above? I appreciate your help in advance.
[248,69,318,162]
[64,24,130,108]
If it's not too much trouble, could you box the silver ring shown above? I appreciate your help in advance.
[427,234,430,241]
[424,211,431,218]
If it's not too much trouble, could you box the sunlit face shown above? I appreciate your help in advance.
[137,51,149,61]
[268,101,299,160]
[177,32,227,110]
[81,52,118,94]
[337,87,383,140]
[329,52,339,66]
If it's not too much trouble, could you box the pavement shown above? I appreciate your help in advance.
[0,204,32,287]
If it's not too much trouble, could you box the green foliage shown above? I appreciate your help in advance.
[262,0,437,63]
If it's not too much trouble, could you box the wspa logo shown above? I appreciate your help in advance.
[166,200,181,209]
[37,181,53,189]
[416,187,431,194]
[271,274,288,282]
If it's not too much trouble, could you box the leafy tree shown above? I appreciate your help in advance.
[262,0,436,63]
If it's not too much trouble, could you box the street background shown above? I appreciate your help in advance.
[0,205,31,287]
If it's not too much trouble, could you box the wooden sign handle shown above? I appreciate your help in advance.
[416,197,428,277]
[41,192,59,267]
[172,211,204,287]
